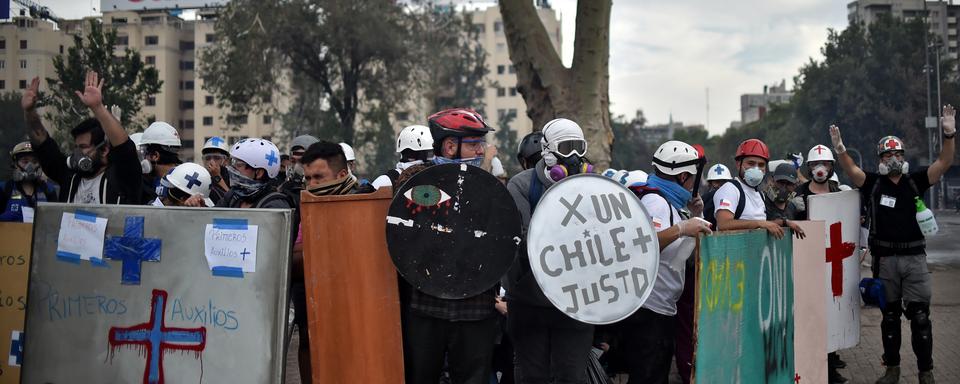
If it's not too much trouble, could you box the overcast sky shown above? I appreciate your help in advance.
[37,0,849,135]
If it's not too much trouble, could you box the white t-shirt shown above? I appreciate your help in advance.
[372,160,426,190]
[73,173,104,204]
[640,194,688,316]
[713,178,766,221]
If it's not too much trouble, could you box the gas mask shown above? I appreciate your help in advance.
[547,154,594,182]
[12,161,41,182]
[225,165,268,198]
[287,163,305,182]
[811,164,831,183]
[742,166,765,188]
[764,183,795,204]
[878,157,909,176]
[66,141,107,177]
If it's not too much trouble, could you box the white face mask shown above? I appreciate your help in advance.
[742,166,765,188]
[812,164,830,183]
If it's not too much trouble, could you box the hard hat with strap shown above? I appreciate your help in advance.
[877,136,905,156]
[735,138,770,161]
[652,140,700,176]
[807,144,835,163]
[397,125,434,153]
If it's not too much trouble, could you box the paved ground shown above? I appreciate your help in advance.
[284,212,960,384]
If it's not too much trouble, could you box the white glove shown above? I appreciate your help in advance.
[942,104,956,136]
[678,217,712,237]
[110,105,122,122]
[829,125,846,154]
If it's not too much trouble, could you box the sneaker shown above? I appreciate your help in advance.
[919,370,935,384]
[876,366,900,384]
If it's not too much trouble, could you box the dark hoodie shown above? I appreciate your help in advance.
[504,159,556,307]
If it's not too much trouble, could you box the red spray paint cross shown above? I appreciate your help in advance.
[825,222,856,297]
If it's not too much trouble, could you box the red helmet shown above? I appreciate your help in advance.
[735,138,770,161]
[428,108,493,146]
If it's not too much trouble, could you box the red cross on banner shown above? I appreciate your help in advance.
[825,221,856,297]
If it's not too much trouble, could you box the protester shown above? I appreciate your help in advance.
[152,162,214,207]
[279,154,291,181]
[372,125,434,190]
[764,162,801,223]
[21,73,141,204]
[400,108,499,384]
[0,142,58,222]
[213,138,291,209]
[139,121,184,204]
[830,105,955,384]
[201,136,231,205]
[704,163,732,193]
[277,134,320,205]
[619,140,712,384]
[516,131,544,171]
[712,139,804,238]
[505,118,595,384]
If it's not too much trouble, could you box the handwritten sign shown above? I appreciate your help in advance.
[0,223,32,384]
[55,211,108,264]
[204,219,259,277]
[526,174,660,324]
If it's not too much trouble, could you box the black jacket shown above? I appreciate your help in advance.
[34,136,142,205]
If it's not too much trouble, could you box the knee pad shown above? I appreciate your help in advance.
[881,302,902,323]
[906,302,931,327]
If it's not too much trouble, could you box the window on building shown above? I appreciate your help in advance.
[0,80,5,90]
[180,61,195,70]
[205,95,214,105]
[182,140,194,148]
[183,120,195,129]
[59,45,64,54]
[509,65,517,74]
[202,116,213,126]
[19,60,26,69]
[497,87,506,97]
[117,35,129,45]
[494,21,503,33]
[112,17,128,24]
[142,16,161,24]
[181,100,194,110]
[19,40,27,49]
[0,40,5,50]
[0,60,5,69]
[205,33,215,43]
[508,108,517,117]
[263,115,272,124]
[497,108,507,121]
[180,80,194,90]
[497,65,505,74]
[18,80,27,89]
[145,36,159,46]
[509,87,517,96]
[180,41,195,51]
[227,114,248,125]
[473,24,485,33]
[395,111,410,121]
[146,96,156,106]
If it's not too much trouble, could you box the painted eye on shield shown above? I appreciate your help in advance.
[403,185,452,206]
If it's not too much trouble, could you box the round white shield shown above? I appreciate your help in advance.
[527,173,660,324]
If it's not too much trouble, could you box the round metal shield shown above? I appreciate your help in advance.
[386,163,522,299]
[526,173,660,324]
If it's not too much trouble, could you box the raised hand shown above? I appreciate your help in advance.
[74,71,105,109]
[829,125,846,154]
[942,104,956,136]
[21,77,40,111]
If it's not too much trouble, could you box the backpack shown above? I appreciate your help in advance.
[702,179,746,229]
[627,184,677,227]
[256,191,300,245]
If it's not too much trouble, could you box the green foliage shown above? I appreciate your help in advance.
[0,92,29,180]
[494,110,520,176]
[609,110,652,171]
[42,19,161,145]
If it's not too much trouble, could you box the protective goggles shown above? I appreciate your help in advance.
[552,139,587,158]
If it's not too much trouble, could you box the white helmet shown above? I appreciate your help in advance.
[807,144,835,163]
[141,121,182,147]
[830,173,839,183]
[622,169,648,186]
[162,162,214,207]
[129,132,144,148]
[339,143,356,161]
[230,138,281,178]
[705,164,732,181]
[290,135,319,152]
[396,125,434,153]
[202,136,230,155]
[652,140,699,176]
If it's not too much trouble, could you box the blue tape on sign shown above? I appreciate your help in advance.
[211,266,244,278]
[56,251,82,263]
[212,218,248,230]
[89,257,110,268]
[124,216,146,238]
[74,210,98,223]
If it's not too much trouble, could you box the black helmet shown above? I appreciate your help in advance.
[517,131,545,169]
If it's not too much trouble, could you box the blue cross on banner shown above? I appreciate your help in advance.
[264,150,278,166]
[8,330,23,366]
[184,172,202,189]
[104,216,162,285]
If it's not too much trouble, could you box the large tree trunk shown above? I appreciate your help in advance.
[499,0,613,168]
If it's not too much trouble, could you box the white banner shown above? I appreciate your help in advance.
[808,190,862,352]
[526,174,660,324]
[101,0,228,11]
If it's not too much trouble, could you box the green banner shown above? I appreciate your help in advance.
[695,229,794,384]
